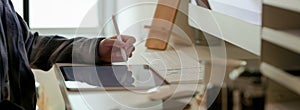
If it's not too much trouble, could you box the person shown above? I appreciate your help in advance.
[0,0,135,109]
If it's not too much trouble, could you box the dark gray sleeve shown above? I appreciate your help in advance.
[17,14,105,71]
[29,34,105,70]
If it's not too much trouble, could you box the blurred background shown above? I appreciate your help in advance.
[12,0,159,39]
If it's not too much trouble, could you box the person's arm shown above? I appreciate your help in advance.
[28,33,104,71]
[17,15,105,71]
[18,14,135,71]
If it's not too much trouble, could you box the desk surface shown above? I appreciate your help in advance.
[33,68,204,110]
[33,41,258,110]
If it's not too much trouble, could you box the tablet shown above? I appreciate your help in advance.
[55,64,169,91]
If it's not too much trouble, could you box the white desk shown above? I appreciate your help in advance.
[33,69,204,110]
[33,41,257,110]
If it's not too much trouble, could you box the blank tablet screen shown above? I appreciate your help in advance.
[59,65,168,89]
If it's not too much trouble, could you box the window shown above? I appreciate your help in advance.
[30,0,98,28]
[12,0,116,37]
[11,0,23,17]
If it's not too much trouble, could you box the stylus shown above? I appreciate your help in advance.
[112,15,127,62]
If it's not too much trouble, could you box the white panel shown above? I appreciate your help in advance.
[212,11,261,55]
[188,4,222,38]
[188,4,261,55]
[209,0,262,25]
[262,27,300,54]
[209,0,262,13]
[261,63,300,95]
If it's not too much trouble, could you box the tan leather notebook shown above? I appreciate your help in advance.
[145,0,181,50]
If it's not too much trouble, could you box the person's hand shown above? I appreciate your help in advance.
[98,35,136,62]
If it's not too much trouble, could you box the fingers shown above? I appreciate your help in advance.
[125,39,135,50]
[101,38,126,48]
[110,35,136,47]
[110,35,136,43]
[109,35,135,51]
[106,38,134,54]
[106,35,135,49]
[124,36,136,44]
[99,35,136,62]
[101,47,134,62]
[112,46,135,58]
[110,50,127,62]
[125,46,135,57]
